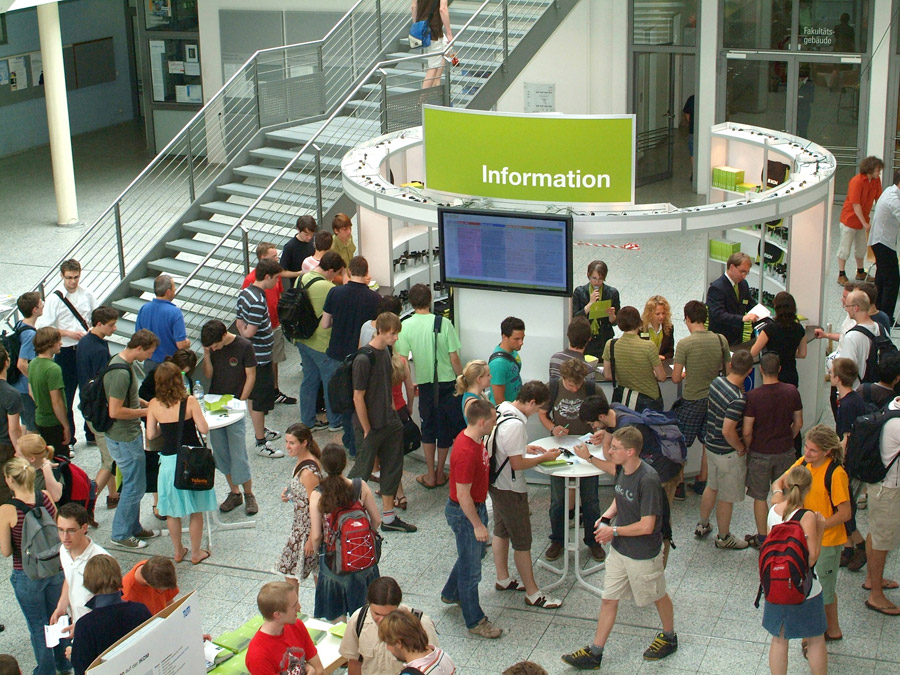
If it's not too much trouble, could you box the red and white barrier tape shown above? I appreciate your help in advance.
[574,241,641,250]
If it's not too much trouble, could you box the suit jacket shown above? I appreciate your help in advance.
[707,273,752,346]
[572,282,621,359]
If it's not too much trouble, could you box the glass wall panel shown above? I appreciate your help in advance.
[725,59,788,131]
[798,1,868,53]
[632,0,697,46]
[145,0,199,32]
[723,1,788,50]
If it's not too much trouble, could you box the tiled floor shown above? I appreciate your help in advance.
[0,123,896,673]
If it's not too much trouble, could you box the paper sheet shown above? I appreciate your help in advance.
[749,303,771,320]
[45,616,69,648]
[589,299,612,320]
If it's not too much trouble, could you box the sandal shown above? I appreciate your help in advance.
[153,506,166,521]
[802,639,808,660]
[394,496,408,510]
[192,550,212,566]
[435,475,449,487]
[106,496,120,509]
[416,475,438,489]
[174,547,188,564]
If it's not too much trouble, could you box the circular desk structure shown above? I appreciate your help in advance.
[342,121,836,459]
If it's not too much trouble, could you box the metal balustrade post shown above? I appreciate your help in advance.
[253,59,261,129]
[375,0,383,51]
[443,65,451,107]
[186,126,196,203]
[380,71,389,134]
[502,0,509,72]
[241,227,251,276]
[317,44,325,111]
[114,202,126,280]
[314,144,324,225]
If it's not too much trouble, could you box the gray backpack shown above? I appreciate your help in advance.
[10,493,62,580]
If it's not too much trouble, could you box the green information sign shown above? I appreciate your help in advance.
[423,107,635,204]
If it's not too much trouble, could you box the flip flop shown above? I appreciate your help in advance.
[192,550,211,566]
[865,600,900,616]
[862,580,900,590]
[174,548,188,564]
[435,476,449,487]
[394,496,408,510]
[416,475,438,489]
[824,633,843,642]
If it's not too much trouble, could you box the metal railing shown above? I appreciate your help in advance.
[170,0,557,322]
[8,0,414,324]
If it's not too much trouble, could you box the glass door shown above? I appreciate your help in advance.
[634,52,676,185]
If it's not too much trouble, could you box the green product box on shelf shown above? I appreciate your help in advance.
[712,165,744,190]
[737,182,760,193]
[209,650,249,675]
[709,239,740,262]
[212,615,265,654]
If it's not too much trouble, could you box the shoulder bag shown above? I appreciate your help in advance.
[174,399,216,491]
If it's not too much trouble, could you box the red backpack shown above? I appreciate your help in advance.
[755,509,813,608]
[55,456,94,510]
[323,478,382,575]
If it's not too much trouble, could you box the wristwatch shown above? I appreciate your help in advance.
[613,526,618,537]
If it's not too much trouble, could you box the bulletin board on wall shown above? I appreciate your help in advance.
[0,36,116,108]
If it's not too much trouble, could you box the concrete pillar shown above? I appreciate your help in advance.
[37,1,80,226]
[695,0,719,197]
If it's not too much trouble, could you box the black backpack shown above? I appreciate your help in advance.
[79,361,133,433]
[328,347,376,415]
[0,323,34,386]
[844,408,900,483]
[278,275,326,341]
[485,408,521,484]
[849,325,898,384]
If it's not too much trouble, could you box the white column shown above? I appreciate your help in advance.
[37,1,79,226]
[695,0,719,197]
[866,0,893,157]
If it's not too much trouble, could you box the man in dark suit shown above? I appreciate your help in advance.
[706,252,759,347]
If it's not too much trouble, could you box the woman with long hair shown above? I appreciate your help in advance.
[764,465,826,674]
[455,359,491,422]
[309,443,381,621]
[276,424,322,591]
[146,362,214,565]
[16,433,64,504]
[0,457,69,674]
[640,295,675,360]
[750,291,807,387]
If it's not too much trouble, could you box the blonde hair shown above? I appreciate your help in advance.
[391,354,409,387]
[3,457,36,494]
[641,295,673,333]
[782,465,813,521]
[805,424,844,465]
[455,359,490,396]
[257,581,295,620]
[17,434,53,461]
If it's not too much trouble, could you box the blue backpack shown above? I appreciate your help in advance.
[614,407,688,464]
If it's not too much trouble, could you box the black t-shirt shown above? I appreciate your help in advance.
[836,390,867,440]
[351,346,395,429]
[75,332,111,393]
[682,95,695,134]
[209,336,257,396]
[761,321,806,386]
[0,380,23,444]
[323,282,382,361]
[280,236,315,289]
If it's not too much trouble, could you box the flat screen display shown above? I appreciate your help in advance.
[438,207,573,297]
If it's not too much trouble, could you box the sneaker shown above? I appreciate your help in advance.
[135,528,160,539]
[525,592,562,609]
[220,492,243,512]
[744,533,763,549]
[264,427,281,442]
[589,544,606,562]
[858,494,868,509]
[643,631,678,661]
[561,646,603,669]
[106,496,119,509]
[674,482,686,501]
[468,618,502,639]
[690,480,707,495]
[856,271,868,281]
[694,522,712,538]
[837,272,849,285]
[274,390,297,405]
[86,439,98,447]
[327,425,343,433]
[256,442,285,458]
[840,547,852,567]
[715,532,750,549]
[111,536,147,550]
[381,517,417,533]
[244,493,259,515]
[88,516,99,529]
[847,546,867,571]
[440,596,460,605]
[546,542,564,561]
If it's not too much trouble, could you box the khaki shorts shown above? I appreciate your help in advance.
[661,467,684,507]
[602,546,667,607]
[87,421,114,472]
[489,487,532,551]
[271,325,287,364]
[746,450,795,500]
[707,451,747,503]
[869,485,900,552]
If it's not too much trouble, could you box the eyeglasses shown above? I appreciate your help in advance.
[63,275,80,281]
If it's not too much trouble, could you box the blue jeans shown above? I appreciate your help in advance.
[106,435,146,540]
[549,475,601,546]
[19,391,36,431]
[209,416,252,486]
[442,500,488,629]
[296,342,340,427]
[342,411,357,457]
[10,569,70,675]
[54,346,79,441]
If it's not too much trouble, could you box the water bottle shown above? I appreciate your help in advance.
[193,380,205,409]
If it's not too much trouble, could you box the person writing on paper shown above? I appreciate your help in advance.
[707,252,758,347]
[572,261,620,360]
[246,581,324,675]
[750,291,807,387]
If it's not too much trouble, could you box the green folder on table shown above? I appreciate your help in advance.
[307,628,327,644]
[540,459,568,467]
[589,299,612,320]
[329,622,347,638]
[209,650,248,675]
[212,615,264,653]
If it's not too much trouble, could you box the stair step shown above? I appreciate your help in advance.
[147,257,245,287]
[249,147,343,171]
[449,7,542,22]
[380,67,491,87]
[166,238,244,259]
[199,201,300,227]
[232,164,343,188]
[130,277,237,310]
[112,296,215,333]
[218,183,327,209]
[385,53,500,71]
[265,117,383,150]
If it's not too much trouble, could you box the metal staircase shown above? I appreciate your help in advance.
[9,0,580,341]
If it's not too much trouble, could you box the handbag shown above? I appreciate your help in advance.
[173,399,216,491]
[397,405,422,455]
[409,0,439,48]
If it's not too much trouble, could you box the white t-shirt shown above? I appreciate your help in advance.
[406,647,456,674]
[37,286,98,348]
[60,538,109,623]
[492,402,527,493]
[766,506,822,599]
[339,604,438,675]
[837,319,880,386]
[880,410,900,488]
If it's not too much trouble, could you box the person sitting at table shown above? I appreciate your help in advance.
[246,581,325,675]
[538,359,605,564]
[145,362,215,565]
[640,295,675,361]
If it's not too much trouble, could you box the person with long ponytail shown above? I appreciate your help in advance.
[764,465,826,675]
[456,360,491,423]
[308,444,381,621]
[276,424,322,591]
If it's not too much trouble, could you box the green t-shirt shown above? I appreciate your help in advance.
[29,356,65,427]
[602,332,660,399]
[673,330,730,400]
[103,354,142,442]
[394,313,462,385]
[296,271,334,354]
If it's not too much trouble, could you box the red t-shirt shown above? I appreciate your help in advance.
[121,561,178,616]
[243,271,284,328]
[840,173,882,229]
[245,621,318,675]
[449,430,490,503]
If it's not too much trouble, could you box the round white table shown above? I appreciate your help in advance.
[531,434,609,596]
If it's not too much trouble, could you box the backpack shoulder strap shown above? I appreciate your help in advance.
[302,274,325,290]
[609,338,618,387]
[54,290,90,331]
[849,324,876,341]
[354,604,369,640]
[788,508,810,523]
[351,476,363,502]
